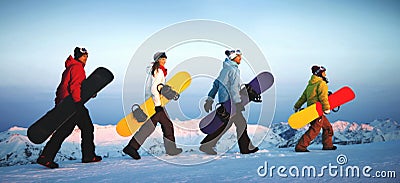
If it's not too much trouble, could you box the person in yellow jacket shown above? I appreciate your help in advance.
[293,66,336,152]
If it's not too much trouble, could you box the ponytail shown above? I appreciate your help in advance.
[151,61,160,76]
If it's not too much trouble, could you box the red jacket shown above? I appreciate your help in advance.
[55,55,86,105]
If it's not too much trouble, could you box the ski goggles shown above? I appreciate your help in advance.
[314,66,326,75]
[80,47,88,54]
[227,49,242,55]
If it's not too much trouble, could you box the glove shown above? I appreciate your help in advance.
[74,101,84,114]
[324,110,331,115]
[155,106,164,113]
[204,97,214,113]
[235,103,245,113]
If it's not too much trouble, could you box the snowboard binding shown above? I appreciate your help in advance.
[131,104,148,122]
[157,84,180,101]
[332,106,340,112]
[216,103,230,124]
[328,91,341,112]
[295,108,304,112]
[241,84,262,103]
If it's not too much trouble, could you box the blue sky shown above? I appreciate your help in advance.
[0,0,399,131]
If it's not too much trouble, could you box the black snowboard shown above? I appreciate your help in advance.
[27,67,114,144]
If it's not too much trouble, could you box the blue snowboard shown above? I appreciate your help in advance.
[199,71,274,134]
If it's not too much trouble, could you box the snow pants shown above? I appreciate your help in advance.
[200,112,255,153]
[296,115,334,150]
[40,107,96,161]
[127,107,178,152]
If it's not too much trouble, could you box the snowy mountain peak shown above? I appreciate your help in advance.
[8,126,27,132]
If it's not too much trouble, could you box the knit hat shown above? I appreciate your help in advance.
[74,47,88,60]
[311,65,326,76]
[225,49,242,60]
[153,52,167,61]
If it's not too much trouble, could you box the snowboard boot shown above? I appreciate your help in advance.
[37,156,59,169]
[241,147,259,154]
[163,138,182,156]
[322,145,337,151]
[295,148,310,152]
[166,147,183,156]
[237,129,258,154]
[123,145,141,160]
[82,155,102,163]
[199,144,217,155]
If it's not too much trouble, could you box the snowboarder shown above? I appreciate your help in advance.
[200,49,259,155]
[123,52,182,159]
[293,65,337,152]
[36,47,102,168]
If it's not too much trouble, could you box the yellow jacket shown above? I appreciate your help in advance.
[294,75,330,111]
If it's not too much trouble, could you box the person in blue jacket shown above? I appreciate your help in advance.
[200,49,259,155]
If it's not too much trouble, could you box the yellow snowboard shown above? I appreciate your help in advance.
[116,71,191,137]
[288,86,355,129]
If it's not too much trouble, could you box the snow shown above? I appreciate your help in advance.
[1,141,399,182]
[0,119,399,182]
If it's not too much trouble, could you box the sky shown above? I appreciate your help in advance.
[0,0,399,131]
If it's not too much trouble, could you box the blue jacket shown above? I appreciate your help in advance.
[208,58,241,103]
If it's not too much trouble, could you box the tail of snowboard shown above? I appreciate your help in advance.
[288,86,355,129]
[116,71,191,137]
[199,71,274,134]
[28,67,114,144]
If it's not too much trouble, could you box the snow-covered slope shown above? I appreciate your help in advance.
[1,141,399,182]
[0,119,399,167]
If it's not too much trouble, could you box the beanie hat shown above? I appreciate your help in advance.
[311,65,326,76]
[153,52,167,61]
[225,49,242,60]
[74,47,88,60]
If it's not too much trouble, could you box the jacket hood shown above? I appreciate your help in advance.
[223,58,239,68]
[65,55,85,68]
[308,75,323,84]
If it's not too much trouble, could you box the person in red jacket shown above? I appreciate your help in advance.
[36,47,102,168]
